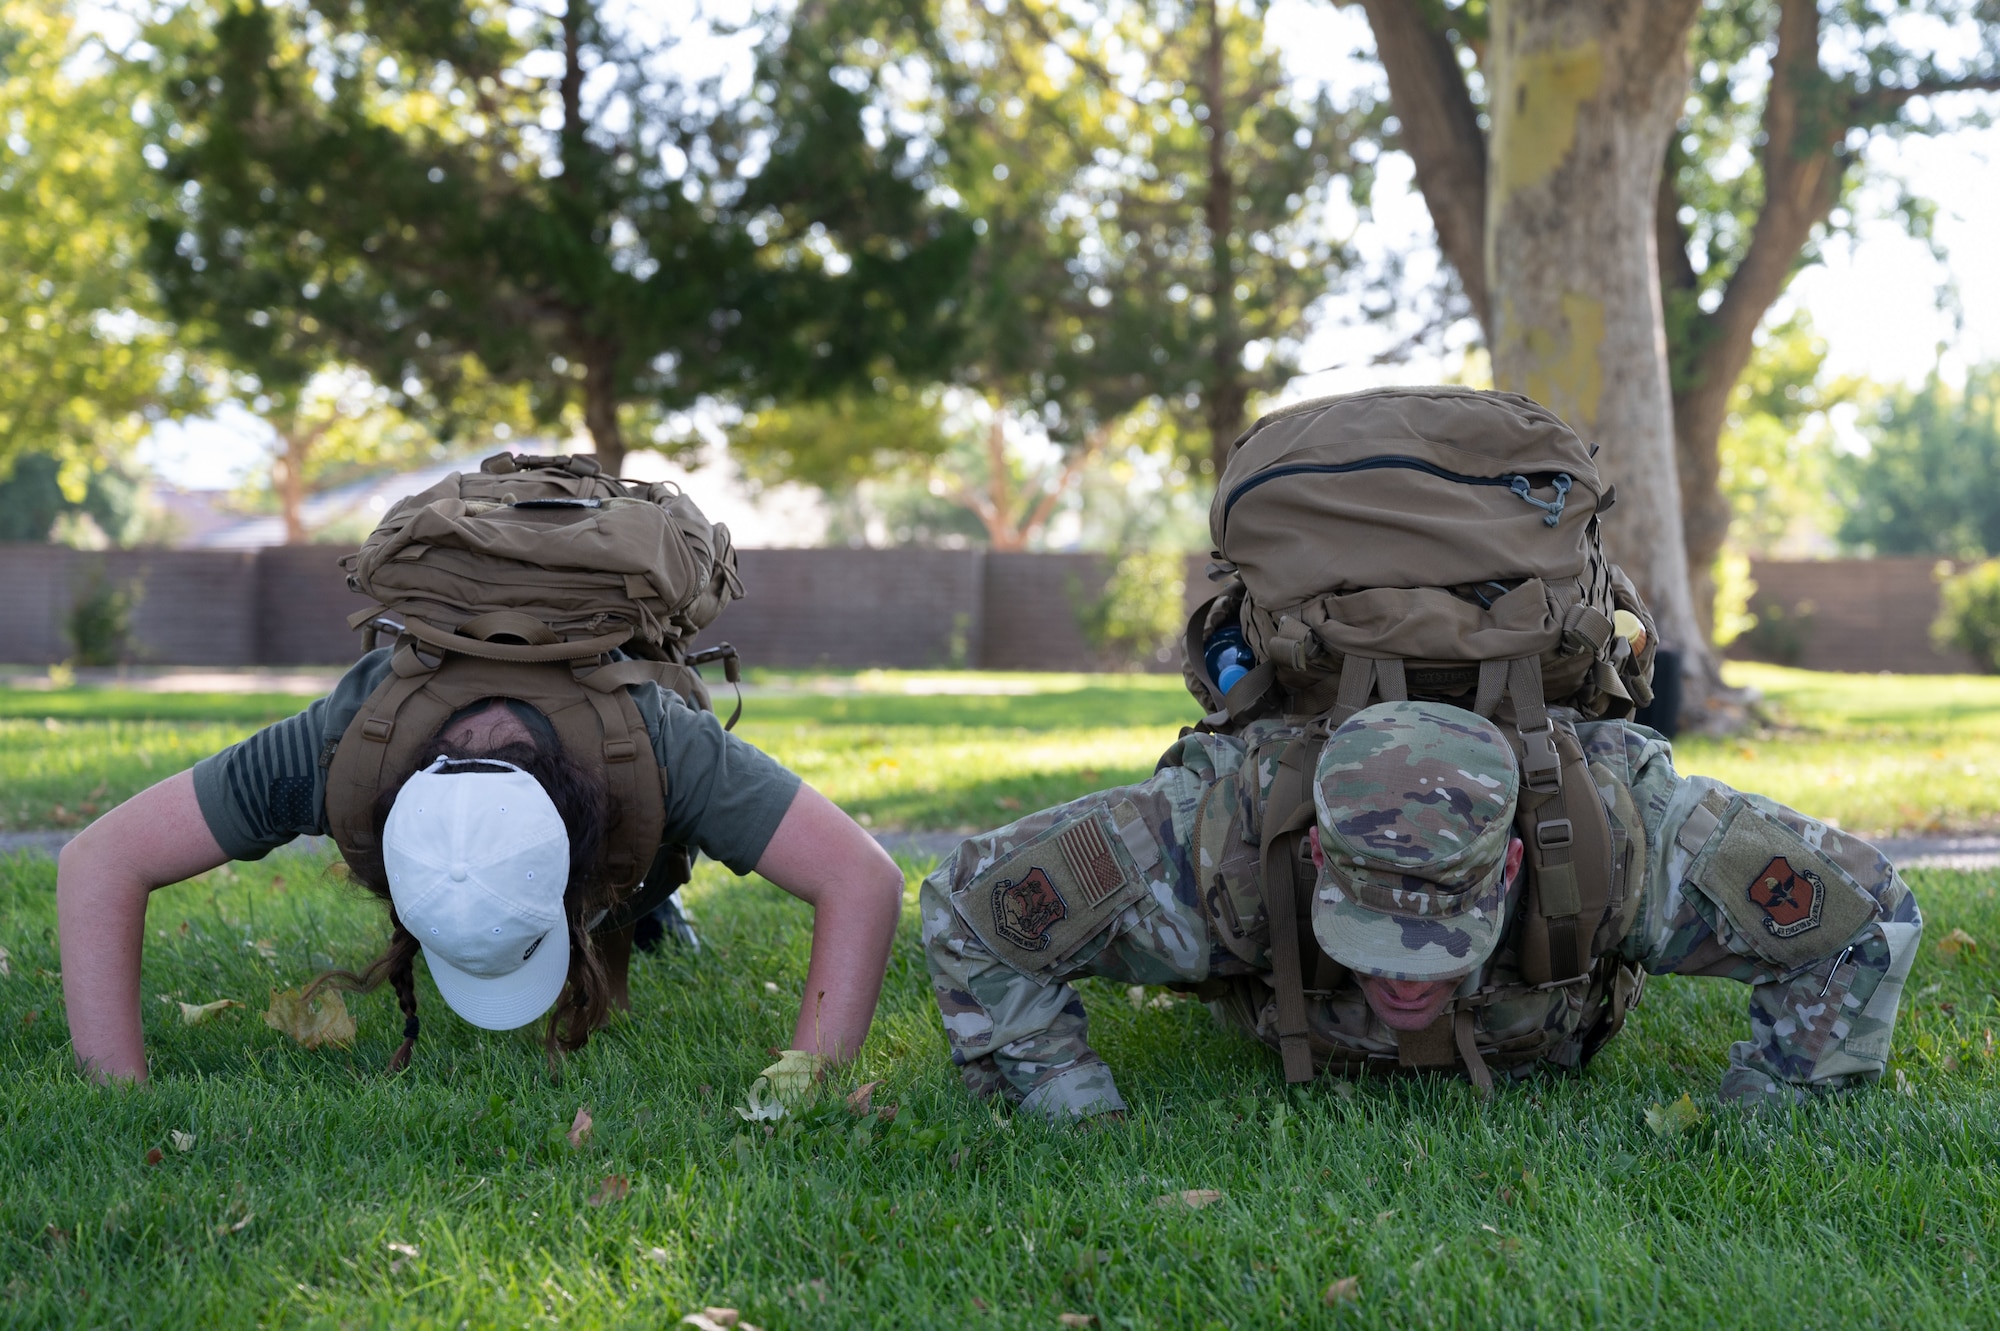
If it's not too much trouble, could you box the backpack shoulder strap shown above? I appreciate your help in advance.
[1512,711,1617,985]
[1258,731,1329,1083]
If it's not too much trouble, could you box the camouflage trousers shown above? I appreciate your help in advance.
[919,757,1921,1118]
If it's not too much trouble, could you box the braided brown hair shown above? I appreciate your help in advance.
[309,715,618,1072]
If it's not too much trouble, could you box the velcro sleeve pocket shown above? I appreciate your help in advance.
[1196,769,1267,967]
[952,807,1153,983]
[1682,794,1881,970]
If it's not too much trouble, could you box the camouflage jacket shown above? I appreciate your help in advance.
[919,717,1921,1118]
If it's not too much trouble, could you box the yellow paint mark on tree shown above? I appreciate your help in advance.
[1503,291,1604,428]
[1495,40,1603,198]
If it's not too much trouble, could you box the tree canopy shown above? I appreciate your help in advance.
[143,0,976,477]
[0,1,192,485]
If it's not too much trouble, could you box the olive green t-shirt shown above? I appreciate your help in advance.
[190,650,800,875]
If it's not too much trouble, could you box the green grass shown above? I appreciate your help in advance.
[8,661,2000,837]
[4,848,2000,1327]
[8,666,2000,1325]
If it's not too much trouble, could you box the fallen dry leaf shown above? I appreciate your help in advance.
[216,1212,254,1236]
[169,1130,195,1153]
[568,1105,594,1150]
[1126,984,1146,1010]
[248,939,278,961]
[1939,927,1979,959]
[1058,1315,1096,1328]
[587,1175,630,1207]
[0,944,10,977]
[682,1310,764,1331]
[846,1081,882,1116]
[643,1247,670,1264]
[178,998,241,1026]
[1643,1093,1703,1138]
[144,1148,163,1166]
[1324,1276,1361,1305]
[387,1241,418,1275]
[1154,1189,1225,1210]
[263,987,357,1049]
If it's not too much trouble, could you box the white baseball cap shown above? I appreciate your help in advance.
[383,757,572,1030]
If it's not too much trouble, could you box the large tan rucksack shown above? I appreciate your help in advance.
[1175,388,1655,1084]
[323,452,744,924]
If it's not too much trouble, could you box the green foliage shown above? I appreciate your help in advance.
[1716,315,1846,557]
[142,0,974,470]
[731,384,952,493]
[1934,559,2000,672]
[0,453,146,546]
[1837,367,2000,558]
[0,1,195,471]
[1075,550,1189,670]
[1733,598,1815,667]
[64,567,139,666]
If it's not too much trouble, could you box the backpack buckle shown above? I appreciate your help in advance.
[1536,818,1574,850]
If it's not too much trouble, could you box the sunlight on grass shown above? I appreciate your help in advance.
[5,849,2000,1326]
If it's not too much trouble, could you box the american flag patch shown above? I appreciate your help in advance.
[1058,817,1126,908]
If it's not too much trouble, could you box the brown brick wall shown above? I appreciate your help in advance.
[5,543,1972,676]
[1728,557,1975,674]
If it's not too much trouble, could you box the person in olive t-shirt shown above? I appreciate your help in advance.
[57,650,905,1085]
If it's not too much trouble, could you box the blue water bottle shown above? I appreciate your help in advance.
[1203,624,1256,695]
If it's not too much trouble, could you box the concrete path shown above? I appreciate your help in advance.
[4,828,1994,870]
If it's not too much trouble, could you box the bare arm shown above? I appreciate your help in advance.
[57,770,231,1084]
[752,783,904,1061]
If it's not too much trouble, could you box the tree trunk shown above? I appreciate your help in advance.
[580,339,626,476]
[1200,0,1247,472]
[1356,0,1490,330]
[275,427,310,545]
[1485,0,1708,707]
[1667,0,1844,640]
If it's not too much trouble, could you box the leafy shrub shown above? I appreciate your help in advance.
[1935,559,2000,672]
[1735,599,1815,667]
[1076,550,1187,670]
[67,569,140,666]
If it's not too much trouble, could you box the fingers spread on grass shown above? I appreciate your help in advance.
[263,987,356,1049]
[178,998,240,1025]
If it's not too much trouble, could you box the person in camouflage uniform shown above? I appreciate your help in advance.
[920,700,1921,1119]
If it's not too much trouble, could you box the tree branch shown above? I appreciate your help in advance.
[1019,425,1107,546]
[1850,73,2000,118]
[1355,0,1489,333]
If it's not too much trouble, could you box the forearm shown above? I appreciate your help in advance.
[753,783,905,1061]
[57,842,154,1083]
[56,770,231,1085]
[788,869,901,1059]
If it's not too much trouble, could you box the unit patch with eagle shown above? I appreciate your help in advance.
[953,806,1158,980]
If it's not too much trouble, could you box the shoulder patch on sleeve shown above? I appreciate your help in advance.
[953,808,1151,982]
[1685,796,1881,969]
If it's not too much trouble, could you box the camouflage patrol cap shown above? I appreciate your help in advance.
[1310,700,1520,981]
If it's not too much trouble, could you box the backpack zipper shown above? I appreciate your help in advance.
[1222,456,1574,528]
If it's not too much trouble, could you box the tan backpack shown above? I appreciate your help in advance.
[324,451,744,923]
[1176,388,1655,1084]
